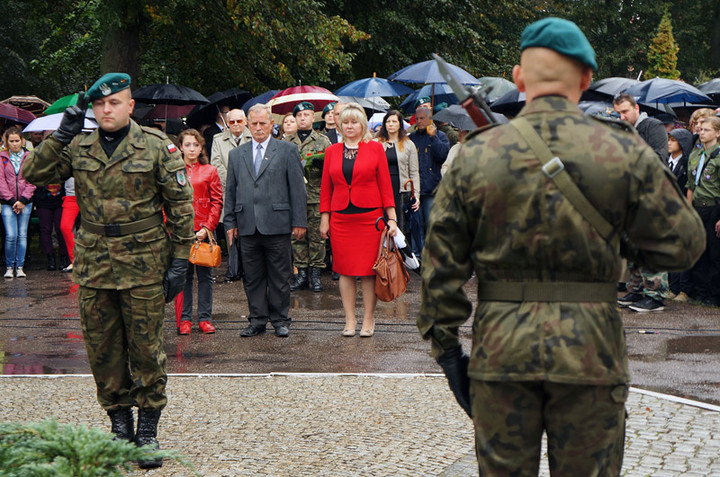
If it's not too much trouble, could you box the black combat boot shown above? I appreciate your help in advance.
[46,254,56,271]
[135,409,163,469]
[107,408,134,442]
[290,268,309,291]
[310,267,323,292]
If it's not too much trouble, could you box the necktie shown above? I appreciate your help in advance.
[254,144,264,175]
[695,151,706,186]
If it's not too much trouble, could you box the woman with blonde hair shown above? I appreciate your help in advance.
[320,103,397,337]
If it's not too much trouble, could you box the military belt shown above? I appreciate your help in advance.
[477,281,617,302]
[81,213,163,237]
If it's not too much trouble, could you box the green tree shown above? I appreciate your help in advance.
[645,10,680,79]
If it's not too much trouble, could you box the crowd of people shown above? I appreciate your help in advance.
[0,17,717,472]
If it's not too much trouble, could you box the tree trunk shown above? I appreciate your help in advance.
[101,21,141,84]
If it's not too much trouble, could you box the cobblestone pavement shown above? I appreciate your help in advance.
[1,375,718,476]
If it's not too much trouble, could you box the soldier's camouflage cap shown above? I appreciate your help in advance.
[521,17,597,71]
[293,101,315,116]
[86,73,132,101]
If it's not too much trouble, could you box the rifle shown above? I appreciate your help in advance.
[432,53,497,129]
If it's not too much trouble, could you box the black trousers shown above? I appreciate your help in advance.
[689,205,720,301]
[240,231,292,327]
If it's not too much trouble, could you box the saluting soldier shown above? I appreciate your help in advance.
[22,73,194,469]
[284,102,332,292]
[418,18,705,476]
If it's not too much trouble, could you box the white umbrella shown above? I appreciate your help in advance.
[368,112,410,132]
[23,110,97,133]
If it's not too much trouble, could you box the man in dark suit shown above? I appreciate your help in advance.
[223,103,307,337]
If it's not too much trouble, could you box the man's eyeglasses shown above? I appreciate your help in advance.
[227,120,244,124]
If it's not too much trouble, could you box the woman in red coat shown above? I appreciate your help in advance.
[176,129,223,334]
[320,103,398,337]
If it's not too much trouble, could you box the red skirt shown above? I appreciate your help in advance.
[330,209,383,276]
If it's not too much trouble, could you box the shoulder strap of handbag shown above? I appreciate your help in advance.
[511,117,617,246]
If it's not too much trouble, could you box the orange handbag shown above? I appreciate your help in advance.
[372,227,410,302]
[189,234,221,268]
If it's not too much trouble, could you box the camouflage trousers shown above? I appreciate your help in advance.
[292,203,325,269]
[626,262,668,300]
[471,380,627,476]
[78,283,167,412]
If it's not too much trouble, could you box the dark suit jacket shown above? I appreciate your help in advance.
[319,140,395,213]
[203,124,222,157]
[223,138,307,236]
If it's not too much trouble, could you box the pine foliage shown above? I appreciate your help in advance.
[646,10,681,79]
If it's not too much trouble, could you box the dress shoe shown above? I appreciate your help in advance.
[199,320,216,334]
[359,327,375,337]
[46,254,56,271]
[240,325,266,337]
[62,264,73,273]
[342,328,356,337]
[178,320,192,335]
[223,275,240,283]
[274,325,290,337]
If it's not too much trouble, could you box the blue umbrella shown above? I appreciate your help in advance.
[388,59,480,85]
[241,90,280,113]
[624,78,712,105]
[335,76,414,98]
[399,84,458,113]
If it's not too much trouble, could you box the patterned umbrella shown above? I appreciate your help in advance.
[0,103,36,125]
[267,86,339,115]
[1,95,51,115]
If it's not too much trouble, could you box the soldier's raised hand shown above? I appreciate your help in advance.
[54,91,89,144]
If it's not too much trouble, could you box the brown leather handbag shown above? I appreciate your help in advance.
[189,233,221,268]
[372,227,410,302]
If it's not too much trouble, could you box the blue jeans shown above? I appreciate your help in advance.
[2,203,32,268]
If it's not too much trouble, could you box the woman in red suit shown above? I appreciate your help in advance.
[176,129,223,334]
[320,103,398,337]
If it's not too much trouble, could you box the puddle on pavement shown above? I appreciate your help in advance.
[667,335,720,354]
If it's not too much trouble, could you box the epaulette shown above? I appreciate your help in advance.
[140,125,171,141]
[464,122,503,141]
[589,115,636,134]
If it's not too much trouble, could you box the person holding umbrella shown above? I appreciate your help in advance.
[285,102,332,292]
[22,73,195,469]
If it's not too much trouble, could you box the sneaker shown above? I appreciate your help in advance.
[4,267,13,279]
[15,267,26,278]
[628,296,665,312]
[617,292,644,307]
[673,292,690,302]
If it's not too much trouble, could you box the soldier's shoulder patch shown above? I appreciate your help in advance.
[464,122,502,141]
[176,169,187,186]
[167,143,177,154]
[589,115,636,134]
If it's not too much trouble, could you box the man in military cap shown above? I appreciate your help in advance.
[418,17,705,475]
[22,73,194,469]
[284,101,332,292]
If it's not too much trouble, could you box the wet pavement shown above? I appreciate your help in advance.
[1,262,720,475]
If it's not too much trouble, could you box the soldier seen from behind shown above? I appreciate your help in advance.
[22,73,195,469]
[418,17,705,476]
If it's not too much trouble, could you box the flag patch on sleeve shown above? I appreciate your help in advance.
[167,143,177,153]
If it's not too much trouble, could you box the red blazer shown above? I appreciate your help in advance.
[320,140,395,213]
[187,162,223,232]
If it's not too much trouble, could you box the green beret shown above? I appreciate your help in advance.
[415,96,432,110]
[322,102,337,118]
[293,101,315,116]
[433,102,448,114]
[86,73,132,101]
[520,17,597,71]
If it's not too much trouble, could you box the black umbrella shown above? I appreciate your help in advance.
[402,179,423,259]
[696,78,720,103]
[433,104,508,130]
[187,88,251,128]
[490,88,525,116]
[132,83,208,105]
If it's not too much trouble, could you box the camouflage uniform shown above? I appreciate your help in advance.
[625,262,668,301]
[418,96,705,475]
[22,121,194,411]
[437,123,460,148]
[285,130,332,269]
